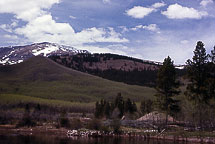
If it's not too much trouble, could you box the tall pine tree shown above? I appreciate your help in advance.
[206,46,215,100]
[185,41,209,129]
[155,56,180,126]
[186,41,209,103]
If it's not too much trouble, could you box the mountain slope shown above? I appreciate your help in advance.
[0,56,156,102]
[50,53,159,86]
[0,42,89,65]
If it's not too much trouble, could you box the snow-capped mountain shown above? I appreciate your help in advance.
[0,42,90,65]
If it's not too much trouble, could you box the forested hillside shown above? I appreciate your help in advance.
[50,53,159,86]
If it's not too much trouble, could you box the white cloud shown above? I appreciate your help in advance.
[74,27,129,44]
[106,44,128,50]
[152,2,166,8]
[0,19,19,33]
[3,34,18,39]
[131,24,160,33]
[69,15,76,19]
[162,3,208,19]
[118,26,129,33]
[143,24,160,32]
[0,24,13,33]
[0,0,128,49]
[78,44,127,56]
[126,6,155,19]
[15,14,75,43]
[180,40,189,44]
[103,0,110,4]
[200,0,213,7]
[0,0,60,21]
[131,25,143,31]
[11,20,18,28]
[126,2,166,19]
[141,33,193,64]
[15,14,128,45]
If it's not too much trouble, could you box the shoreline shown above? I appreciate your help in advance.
[1,125,215,143]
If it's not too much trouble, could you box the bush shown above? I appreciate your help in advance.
[60,117,70,128]
[17,104,36,127]
[111,119,121,134]
[17,113,36,127]
[87,119,102,130]
[140,99,153,115]
[70,118,83,130]
[58,111,70,128]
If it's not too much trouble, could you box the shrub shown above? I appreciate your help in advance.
[70,118,83,130]
[17,112,36,127]
[59,111,70,128]
[111,119,121,134]
[87,119,102,130]
[60,117,70,128]
[17,104,36,127]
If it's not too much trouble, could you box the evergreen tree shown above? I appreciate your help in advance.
[131,101,137,113]
[140,100,146,115]
[94,93,138,119]
[18,103,35,127]
[155,56,180,126]
[25,103,30,113]
[36,104,41,111]
[208,46,215,98]
[95,101,100,118]
[210,46,215,63]
[145,99,153,114]
[114,93,124,117]
[186,41,209,104]
[125,98,132,113]
[140,99,153,115]
[185,41,209,129]
[104,102,111,118]
[95,99,112,118]
[168,99,180,120]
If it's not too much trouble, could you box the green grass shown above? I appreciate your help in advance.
[0,94,95,109]
[0,56,156,103]
[166,130,215,138]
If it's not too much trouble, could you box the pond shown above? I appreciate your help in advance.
[0,135,187,144]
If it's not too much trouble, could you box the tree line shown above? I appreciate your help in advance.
[95,93,137,119]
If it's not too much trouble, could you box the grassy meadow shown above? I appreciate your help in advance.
[0,56,156,113]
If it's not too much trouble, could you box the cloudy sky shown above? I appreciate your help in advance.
[0,0,215,64]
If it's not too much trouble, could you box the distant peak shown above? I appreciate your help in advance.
[0,42,90,65]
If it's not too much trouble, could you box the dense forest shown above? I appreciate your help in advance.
[50,53,185,87]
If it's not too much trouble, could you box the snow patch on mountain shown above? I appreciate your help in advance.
[0,42,90,65]
[32,45,59,56]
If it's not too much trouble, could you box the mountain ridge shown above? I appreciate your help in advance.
[0,42,90,65]
[0,42,185,86]
[0,42,185,68]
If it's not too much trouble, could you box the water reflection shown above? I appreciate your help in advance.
[0,135,185,144]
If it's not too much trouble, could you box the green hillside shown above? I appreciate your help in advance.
[0,93,94,108]
[0,56,156,103]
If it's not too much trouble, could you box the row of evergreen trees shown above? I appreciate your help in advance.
[95,93,137,118]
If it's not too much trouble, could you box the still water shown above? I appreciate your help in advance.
[0,135,186,144]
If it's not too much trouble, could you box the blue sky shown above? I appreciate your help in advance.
[0,0,215,64]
